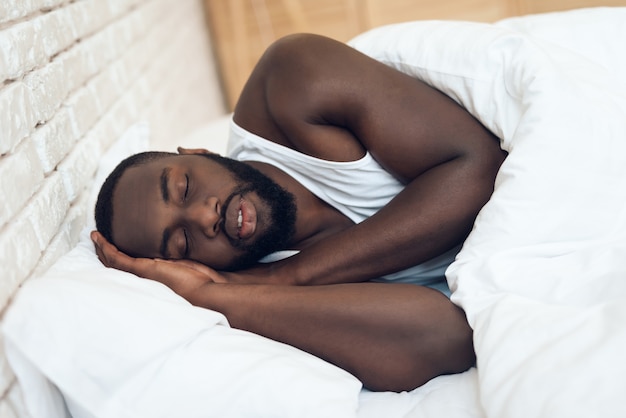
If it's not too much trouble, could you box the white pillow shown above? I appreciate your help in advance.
[2,122,361,418]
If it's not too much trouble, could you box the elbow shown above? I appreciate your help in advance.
[433,306,476,375]
[358,295,475,392]
[423,297,476,378]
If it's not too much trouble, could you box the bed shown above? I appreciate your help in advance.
[3,7,626,417]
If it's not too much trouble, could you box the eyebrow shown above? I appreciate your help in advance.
[159,167,172,258]
[160,167,171,203]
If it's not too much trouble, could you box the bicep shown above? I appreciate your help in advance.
[263,34,501,182]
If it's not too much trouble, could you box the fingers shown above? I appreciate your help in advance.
[90,230,103,245]
[90,230,138,273]
[91,230,117,267]
[177,146,217,155]
[90,230,111,266]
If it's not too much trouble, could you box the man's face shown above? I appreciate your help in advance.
[111,154,296,270]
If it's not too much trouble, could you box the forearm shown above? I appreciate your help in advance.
[187,282,475,391]
[262,155,498,285]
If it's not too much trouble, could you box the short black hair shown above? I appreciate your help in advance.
[95,151,175,244]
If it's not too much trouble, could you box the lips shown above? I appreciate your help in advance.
[225,194,257,241]
[237,198,257,239]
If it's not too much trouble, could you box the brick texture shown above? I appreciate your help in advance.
[0,0,225,409]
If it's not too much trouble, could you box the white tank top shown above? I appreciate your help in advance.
[227,119,458,288]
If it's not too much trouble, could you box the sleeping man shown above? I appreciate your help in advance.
[91,34,507,392]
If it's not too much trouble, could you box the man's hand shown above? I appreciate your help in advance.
[91,231,227,297]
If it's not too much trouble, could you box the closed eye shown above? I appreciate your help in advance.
[183,174,189,202]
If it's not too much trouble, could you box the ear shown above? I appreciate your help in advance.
[177,146,218,155]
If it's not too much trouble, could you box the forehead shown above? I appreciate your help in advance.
[119,154,226,185]
[129,154,205,174]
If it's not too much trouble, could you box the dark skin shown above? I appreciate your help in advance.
[92,34,506,391]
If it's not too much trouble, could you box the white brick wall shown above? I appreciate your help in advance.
[0,0,225,413]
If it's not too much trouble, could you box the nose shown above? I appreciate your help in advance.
[186,196,221,238]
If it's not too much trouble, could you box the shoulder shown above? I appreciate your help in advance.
[256,34,386,116]
[234,34,369,161]
[242,34,363,116]
[257,33,352,76]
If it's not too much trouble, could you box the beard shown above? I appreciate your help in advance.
[200,154,297,271]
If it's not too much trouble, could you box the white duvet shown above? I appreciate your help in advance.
[350,7,626,418]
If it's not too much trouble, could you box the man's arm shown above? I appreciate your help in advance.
[191,281,475,392]
[231,34,507,285]
[91,231,475,392]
